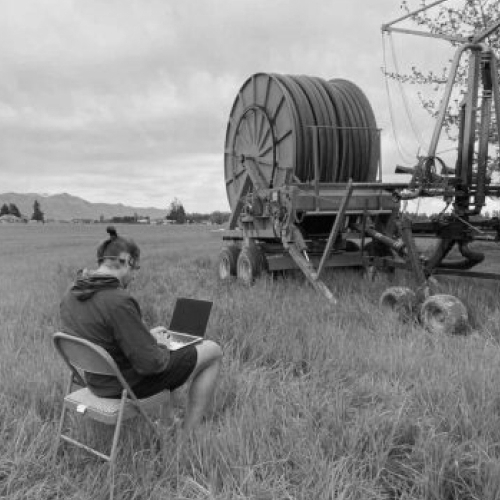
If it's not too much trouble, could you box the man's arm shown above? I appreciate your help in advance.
[107,295,170,375]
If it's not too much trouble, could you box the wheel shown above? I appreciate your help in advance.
[379,286,417,322]
[236,245,266,285]
[217,245,240,281]
[420,294,469,335]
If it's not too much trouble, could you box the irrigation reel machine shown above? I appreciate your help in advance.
[217,1,500,335]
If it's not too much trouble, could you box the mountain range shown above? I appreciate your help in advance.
[0,192,168,221]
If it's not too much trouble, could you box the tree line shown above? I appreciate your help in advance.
[0,197,229,225]
[0,200,44,222]
[166,198,230,224]
[107,198,230,224]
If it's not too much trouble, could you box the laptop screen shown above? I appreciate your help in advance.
[168,298,213,337]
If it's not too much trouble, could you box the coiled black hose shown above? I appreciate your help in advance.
[270,75,379,183]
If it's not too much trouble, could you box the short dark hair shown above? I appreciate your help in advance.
[96,226,140,264]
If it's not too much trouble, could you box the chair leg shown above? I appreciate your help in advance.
[108,461,115,500]
[107,391,127,500]
[54,376,75,464]
[53,404,67,465]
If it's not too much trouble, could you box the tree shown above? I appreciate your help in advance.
[31,199,44,222]
[210,211,230,225]
[8,203,21,217]
[0,203,8,216]
[166,198,186,224]
[386,0,500,165]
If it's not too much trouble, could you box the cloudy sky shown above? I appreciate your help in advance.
[0,0,466,212]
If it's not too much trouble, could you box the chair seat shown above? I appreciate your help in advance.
[65,388,169,425]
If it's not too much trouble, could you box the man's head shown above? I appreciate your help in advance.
[96,226,140,287]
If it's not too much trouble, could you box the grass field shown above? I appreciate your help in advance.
[3,223,500,499]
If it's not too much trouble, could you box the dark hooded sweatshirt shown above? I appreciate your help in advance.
[60,271,170,397]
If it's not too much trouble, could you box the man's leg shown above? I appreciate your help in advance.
[183,340,222,431]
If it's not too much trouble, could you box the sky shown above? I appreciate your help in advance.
[0,0,484,213]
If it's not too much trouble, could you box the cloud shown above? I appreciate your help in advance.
[0,0,466,212]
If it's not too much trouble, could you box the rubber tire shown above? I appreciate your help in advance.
[379,286,417,322]
[420,294,469,335]
[217,246,240,281]
[236,246,265,286]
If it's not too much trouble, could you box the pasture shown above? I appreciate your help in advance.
[2,223,500,499]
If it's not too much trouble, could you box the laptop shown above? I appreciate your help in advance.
[154,298,213,351]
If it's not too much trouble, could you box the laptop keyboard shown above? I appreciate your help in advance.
[153,331,189,350]
[168,340,186,349]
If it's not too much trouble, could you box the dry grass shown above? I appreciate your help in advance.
[2,223,500,499]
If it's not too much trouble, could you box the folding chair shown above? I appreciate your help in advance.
[52,332,170,500]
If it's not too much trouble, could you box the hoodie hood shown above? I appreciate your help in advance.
[71,269,121,301]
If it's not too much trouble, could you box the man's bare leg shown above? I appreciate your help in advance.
[183,340,222,431]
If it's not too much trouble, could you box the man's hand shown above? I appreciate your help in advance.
[150,326,172,349]
[150,326,167,336]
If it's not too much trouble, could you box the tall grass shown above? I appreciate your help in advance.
[2,224,500,499]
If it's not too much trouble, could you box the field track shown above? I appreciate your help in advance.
[2,223,500,499]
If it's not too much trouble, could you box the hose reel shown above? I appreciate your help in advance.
[224,73,380,212]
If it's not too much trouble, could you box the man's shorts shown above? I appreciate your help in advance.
[130,345,198,398]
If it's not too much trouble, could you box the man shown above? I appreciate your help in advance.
[60,226,222,432]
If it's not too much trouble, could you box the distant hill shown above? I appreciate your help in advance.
[0,192,168,221]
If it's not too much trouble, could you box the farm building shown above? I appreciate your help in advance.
[0,214,27,223]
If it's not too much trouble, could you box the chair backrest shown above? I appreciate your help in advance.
[53,332,121,377]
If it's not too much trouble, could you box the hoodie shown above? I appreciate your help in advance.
[60,270,170,397]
